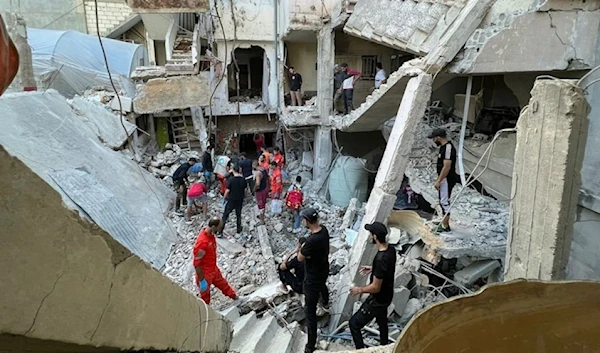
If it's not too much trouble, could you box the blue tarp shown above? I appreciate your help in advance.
[28,28,148,97]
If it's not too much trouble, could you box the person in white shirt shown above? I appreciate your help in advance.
[374,62,386,89]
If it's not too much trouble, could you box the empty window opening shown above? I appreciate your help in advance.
[228,46,265,102]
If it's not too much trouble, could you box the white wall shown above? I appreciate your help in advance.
[213,0,275,42]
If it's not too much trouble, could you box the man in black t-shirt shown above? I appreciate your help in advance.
[288,66,303,106]
[172,157,197,212]
[220,163,246,235]
[349,222,396,349]
[428,128,458,232]
[278,237,306,294]
[297,208,330,353]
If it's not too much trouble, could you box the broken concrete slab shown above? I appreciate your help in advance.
[0,91,176,268]
[217,238,245,255]
[454,260,501,286]
[423,0,495,74]
[134,75,210,114]
[506,80,590,281]
[109,95,133,112]
[392,287,411,316]
[395,266,413,288]
[344,0,468,55]
[400,298,422,324]
[340,198,360,230]
[418,225,506,261]
[257,225,274,260]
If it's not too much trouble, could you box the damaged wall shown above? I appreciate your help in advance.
[214,114,278,152]
[0,0,87,32]
[0,145,231,352]
[449,1,600,73]
[286,41,318,92]
[127,0,209,13]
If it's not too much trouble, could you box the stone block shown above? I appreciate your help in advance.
[400,298,422,323]
[134,75,210,114]
[392,287,411,316]
[394,266,412,288]
[454,260,500,285]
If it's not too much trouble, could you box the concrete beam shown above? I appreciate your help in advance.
[423,0,495,74]
[313,126,333,187]
[0,146,231,352]
[128,0,209,13]
[374,74,433,194]
[134,75,210,114]
[317,24,335,119]
[505,79,590,281]
[330,74,433,330]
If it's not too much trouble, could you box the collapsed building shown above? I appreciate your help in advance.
[2,0,600,352]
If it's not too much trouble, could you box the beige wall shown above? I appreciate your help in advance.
[286,41,318,93]
[85,0,133,36]
[0,146,231,352]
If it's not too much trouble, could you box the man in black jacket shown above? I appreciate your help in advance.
[202,145,214,188]
[172,157,197,212]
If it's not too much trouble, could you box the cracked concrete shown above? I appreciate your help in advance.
[449,3,600,73]
[0,146,231,352]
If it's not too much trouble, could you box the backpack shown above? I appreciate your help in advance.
[286,186,303,210]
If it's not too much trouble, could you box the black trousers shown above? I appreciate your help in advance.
[174,180,187,210]
[304,279,329,353]
[277,268,303,294]
[349,297,389,349]
[222,199,243,233]
[343,89,354,114]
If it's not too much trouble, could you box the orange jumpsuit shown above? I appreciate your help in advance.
[193,229,236,304]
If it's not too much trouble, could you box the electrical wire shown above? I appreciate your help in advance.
[41,2,84,29]
[93,0,176,236]
[208,0,228,146]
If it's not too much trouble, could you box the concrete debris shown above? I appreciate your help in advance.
[400,298,422,324]
[453,260,500,285]
[392,287,411,316]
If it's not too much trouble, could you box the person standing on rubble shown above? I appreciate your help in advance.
[333,64,344,113]
[185,174,208,224]
[272,146,285,168]
[288,66,303,106]
[429,128,458,232]
[253,160,269,224]
[269,161,283,200]
[297,208,330,353]
[202,145,214,188]
[239,152,254,197]
[253,133,264,158]
[172,157,197,214]
[339,63,361,115]
[348,222,396,349]
[278,237,306,294]
[220,163,246,236]
[193,216,239,305]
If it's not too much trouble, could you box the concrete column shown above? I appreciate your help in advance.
[2,12,36,92]
[313,126,333,186]
[329,74,433,329]
[317,24,334,118]
[505,79,590,281]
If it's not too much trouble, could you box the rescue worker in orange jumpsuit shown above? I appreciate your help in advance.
[270,161,283,200]
[193,216,238,304]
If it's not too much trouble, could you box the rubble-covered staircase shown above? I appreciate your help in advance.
[224,306,307,353]
[166,29,195,75]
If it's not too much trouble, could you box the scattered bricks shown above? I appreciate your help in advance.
[454,259,500,285]
[392,287,411,316]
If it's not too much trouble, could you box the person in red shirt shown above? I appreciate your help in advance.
[272,146,285,168]
[270,161,283,199]
[253,133,264,158]
[185,175,208,223]
[193,216,238,304]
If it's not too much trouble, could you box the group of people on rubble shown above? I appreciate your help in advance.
[177,126,458,352]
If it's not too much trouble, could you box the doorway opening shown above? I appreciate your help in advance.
[239,132,275,159]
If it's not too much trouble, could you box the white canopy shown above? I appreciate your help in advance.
[28,28,147,97]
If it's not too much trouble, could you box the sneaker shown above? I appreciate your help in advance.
[316,304,329,317]
[185,219,193,225]
[278,284,290,294]
[174,210,185,216]
[292,228,300,234]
